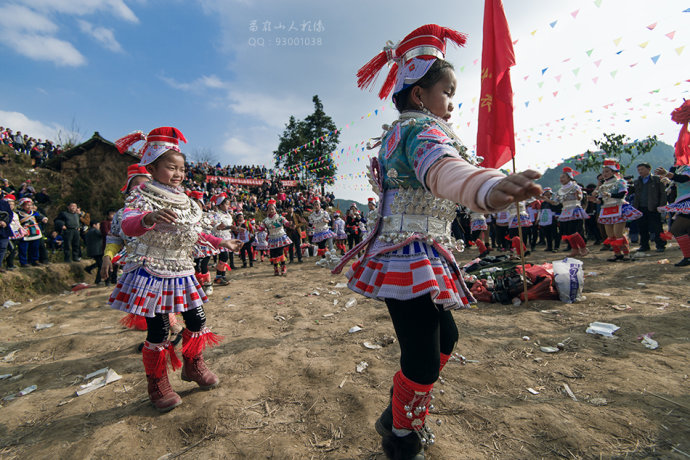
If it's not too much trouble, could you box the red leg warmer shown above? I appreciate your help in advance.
[181,327,223,359]
[142,341,181,378]
[439,353,451,372]
[570,232,586,249]
[676,234,690,258]
[475,239,487,254]
[391,370,434,431]
[120,313,148,331]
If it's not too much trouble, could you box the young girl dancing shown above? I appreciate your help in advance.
[110,127,242,412]
[592,159,641,262]
[308,197,336,258]
[263,198,292,275]
[655,99,690,266]
[333,25,542,458]
[333,211,348,255]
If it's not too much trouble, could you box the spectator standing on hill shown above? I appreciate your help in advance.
[0,196,13,272]
[56,202,82,262]
[84,222,104,284]
[633,163,667,253]
[16,198,45,267]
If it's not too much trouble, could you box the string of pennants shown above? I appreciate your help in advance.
[278,2,688,183]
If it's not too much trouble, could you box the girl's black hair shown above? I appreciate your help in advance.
[392,59,455,112]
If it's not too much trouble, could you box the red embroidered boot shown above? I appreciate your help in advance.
[142,341,182,412]
[181,328,222,390]
[570,232,589,257]
[281,261,287,275]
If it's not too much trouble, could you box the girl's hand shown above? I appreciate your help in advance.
[220,239,243,252]
[487,170,543,209]
[101,256,112,279]
[143,209,178,226]
[654,167,668,176]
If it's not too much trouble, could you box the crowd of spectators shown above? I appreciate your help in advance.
[0,126,63,167]
[187,161,300,182]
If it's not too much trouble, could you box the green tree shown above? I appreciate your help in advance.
[572,132,658,174]
[273,95,339,192]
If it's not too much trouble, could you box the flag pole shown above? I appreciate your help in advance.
[511,157,529,305]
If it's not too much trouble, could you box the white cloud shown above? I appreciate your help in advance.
[78,20,123,53]
[0,4,58,33]
[22,0,139,23]
[0,109,65,141]
[1,31,86,66]
[161,74,228,92]
[226,90,311,129]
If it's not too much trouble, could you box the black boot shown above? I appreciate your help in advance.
[375,386,394,436]
[381,432,425,460]
[675,257,690,267]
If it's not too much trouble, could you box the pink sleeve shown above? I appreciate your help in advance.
[200,232,223,248]
[426,157,506,213]
[121,211,155,237]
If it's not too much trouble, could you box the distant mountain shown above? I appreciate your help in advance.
[332,198,368,214]
[536,141,676,189]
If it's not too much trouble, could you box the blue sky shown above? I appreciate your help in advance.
[0,0,688,202]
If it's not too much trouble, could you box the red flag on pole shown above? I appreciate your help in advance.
[477,0,516,169]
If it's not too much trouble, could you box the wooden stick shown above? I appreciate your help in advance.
[646,391,690,412]
[511,157,529,305]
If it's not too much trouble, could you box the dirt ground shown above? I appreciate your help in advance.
[0,244,688,460]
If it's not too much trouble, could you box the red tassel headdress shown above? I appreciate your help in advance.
[562,167,580,179]
[120,164,152,193]
[115,127,187,166]
[356,24,467,100]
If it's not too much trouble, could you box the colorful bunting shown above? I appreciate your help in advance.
[639,41,648,48]
[594,59,602,67]
[613,37,622,46]
[647,22,657,30]
[610,70,618,78]
[586,49,594,56]
[549,20,558,28]
[676,46,685,55]
[665,31,676,40]
[571,9,580,18]
[572,68,580,76]
[541,67,548,75]
[651,54,660,64]
[594,0,602,7]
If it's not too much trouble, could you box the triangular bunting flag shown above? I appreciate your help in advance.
[610,70,618,78]
[525,101,529,107]
[571,9,580,18]
[549,20,557,28]
[553,91,558,97]
[629,62,638,67]
[625,97,632,102]
[538,96,543,102]
[651,55,660,64]
[639,41,648,48]
[473,59,478,65]
[676,46,685,55]
[555,75,562,82]
[594,0,602,7]
[537,82,544,88]
[541,67,548,75]
[574,83,581,90]
[684,7,690,12]
[586,49,594,56]
[562,58,571,63]
[594,59,602,67]
[593,77,599,84]
[460,65,465,72]
[458,103,462,109]
[524,75,529,80]
[572,68,580,76]
[665,31,676,40]
[616,50,623,55]
[531,30,537,36]
[613,37,622,46]
[647,22,657,30]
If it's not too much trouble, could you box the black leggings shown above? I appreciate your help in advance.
[671,213,690,237]
[194,256,210,274]
[385,295,459,385]
[145,306,207,343]
[560,219,584,237]
[269,247,285,261]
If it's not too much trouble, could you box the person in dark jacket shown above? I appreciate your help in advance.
[84,222,104,284]
[633,163,667,252]
[55,202,81,262]
[0,198,13,272]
